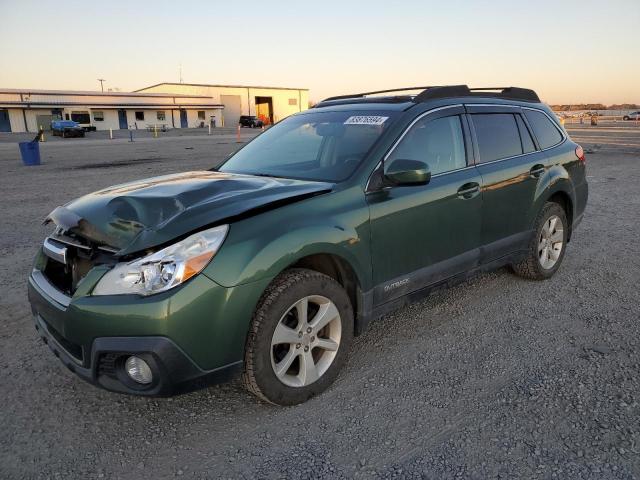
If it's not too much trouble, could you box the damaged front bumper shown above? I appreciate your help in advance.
[27,255,270,396]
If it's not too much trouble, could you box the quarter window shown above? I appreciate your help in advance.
[387,115,466,176]
[471,114,522,163]
[515,114,536,153]
[524,110,563,149]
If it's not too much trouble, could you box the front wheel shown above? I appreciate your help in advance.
[512,202,568,280]
[242,268,353,405]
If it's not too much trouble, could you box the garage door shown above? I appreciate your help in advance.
[0,110,11,132]
[220,95,241,127]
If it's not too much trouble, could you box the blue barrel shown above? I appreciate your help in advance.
[19,141,41,166]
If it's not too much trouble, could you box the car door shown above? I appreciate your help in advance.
[367,105,483,306]
[466,105,548,263]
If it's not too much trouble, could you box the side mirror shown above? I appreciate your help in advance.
[384,159,431,186]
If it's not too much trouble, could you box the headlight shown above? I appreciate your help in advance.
[92,225,228,296]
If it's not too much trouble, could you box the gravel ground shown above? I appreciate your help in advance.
[0,127,638,479]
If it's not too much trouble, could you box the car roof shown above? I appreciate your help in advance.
[311,99,415,112]
[313,85,543,111]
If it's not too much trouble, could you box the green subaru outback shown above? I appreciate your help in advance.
[28,85,588,405]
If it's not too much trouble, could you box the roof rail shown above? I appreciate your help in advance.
[469,87,540,102]
[413,85,471,102]
[415,85,541,103]
[321,86,437,102]
[319,84,541,105]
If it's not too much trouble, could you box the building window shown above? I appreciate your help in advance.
[289,98,298,106]
[157,111,166,121]
[71,111,91,124]
[135,111,145,121]
[93,111,104,121]
[197,111,205,120]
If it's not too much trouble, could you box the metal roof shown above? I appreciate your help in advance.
[136,82,309,92]
[0,88,212,98]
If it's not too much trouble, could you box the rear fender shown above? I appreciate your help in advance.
[531,164,575,225]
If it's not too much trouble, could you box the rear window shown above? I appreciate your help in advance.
[471,114,522,163]
[524,110,563,149]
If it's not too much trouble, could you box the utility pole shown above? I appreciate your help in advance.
[179,64,183,83]
[97,78,106,92]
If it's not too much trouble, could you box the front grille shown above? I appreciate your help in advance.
[43,258,74,295]
[41,231,117,295]
[41,316,84,363]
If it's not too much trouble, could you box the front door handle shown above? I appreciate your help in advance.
[530,164,546,178]
[457,182,480,199]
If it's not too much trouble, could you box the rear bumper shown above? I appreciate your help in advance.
[572,178,588,234]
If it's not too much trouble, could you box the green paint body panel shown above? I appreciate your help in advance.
[203,185,372,290]
[27,95,588,392]
[367,167,483,286]
[29,256,271,370]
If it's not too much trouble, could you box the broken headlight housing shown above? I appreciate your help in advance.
[92,225,228,296]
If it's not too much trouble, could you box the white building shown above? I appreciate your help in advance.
[0,89,224,133]
[136,83,309,127]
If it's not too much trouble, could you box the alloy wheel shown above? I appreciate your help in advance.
[538,215,564,269]
[270,295,342,387]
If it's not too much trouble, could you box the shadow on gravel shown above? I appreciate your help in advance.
[62,158,163,170]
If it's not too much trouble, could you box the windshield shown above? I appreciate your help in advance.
[219,110,398,182]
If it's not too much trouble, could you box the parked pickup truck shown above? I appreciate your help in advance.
[51,120,85,138]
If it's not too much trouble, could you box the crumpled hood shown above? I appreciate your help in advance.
[46,171,333,256]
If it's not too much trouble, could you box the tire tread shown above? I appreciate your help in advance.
[241,268,342,404]
[512,202,567,280]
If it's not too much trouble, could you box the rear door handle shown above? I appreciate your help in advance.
[457,182,480,199]
[530,164,546,178]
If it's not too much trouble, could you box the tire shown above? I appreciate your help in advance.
[242,268,353,405]
[512,202,568,280]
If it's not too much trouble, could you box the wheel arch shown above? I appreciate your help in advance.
[546,190,573,239]
[534,167,576,241]
[288,253,363,332]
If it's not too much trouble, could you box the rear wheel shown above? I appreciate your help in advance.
[512,202,568,280]
[242,268,353,405]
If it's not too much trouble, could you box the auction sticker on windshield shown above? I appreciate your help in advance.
[343,116,389,125]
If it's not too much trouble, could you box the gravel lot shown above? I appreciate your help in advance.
[0,126,639,479]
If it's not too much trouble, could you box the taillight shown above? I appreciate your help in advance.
[575,145,585,163]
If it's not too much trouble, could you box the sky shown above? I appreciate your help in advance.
[0,0,638,104]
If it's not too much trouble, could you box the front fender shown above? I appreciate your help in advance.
[203,187,372,290]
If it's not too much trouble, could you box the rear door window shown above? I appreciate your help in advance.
[524,110,563,149]
[471,114,522,163]
[515,114,536,153]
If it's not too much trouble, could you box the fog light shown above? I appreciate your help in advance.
[124,356,153,384]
